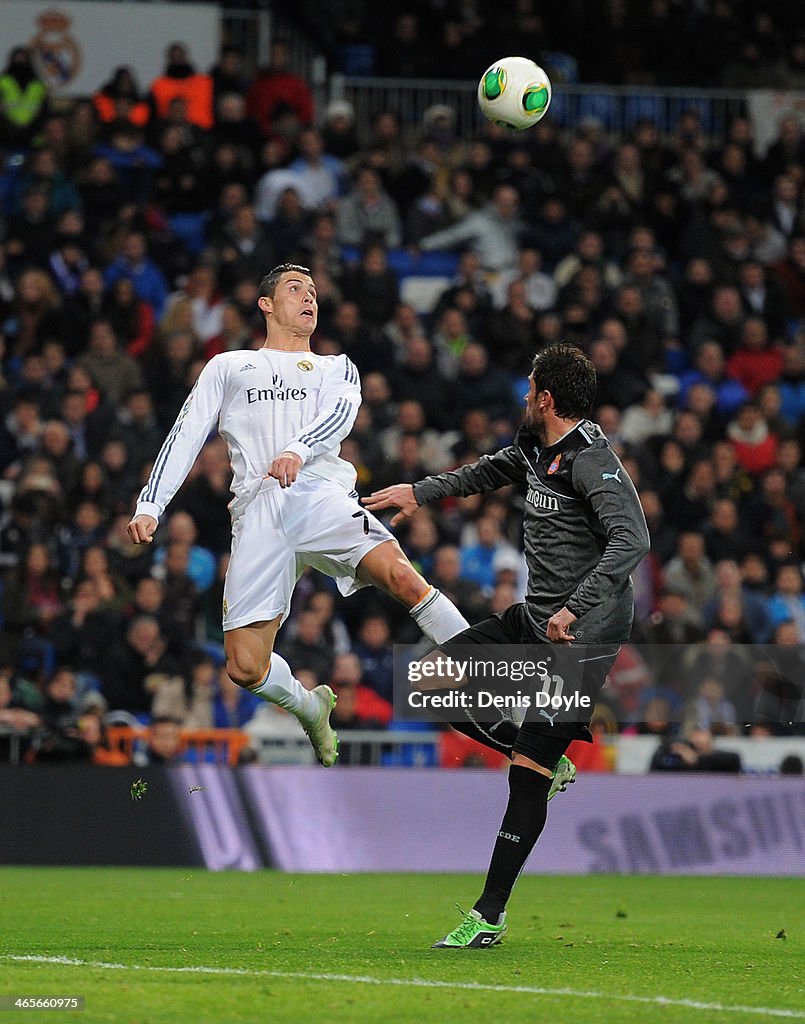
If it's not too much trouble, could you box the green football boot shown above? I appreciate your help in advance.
[304,685,339,767]
[432,907,507,948]
[548,754,577,801]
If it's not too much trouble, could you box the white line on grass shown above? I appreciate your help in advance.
[4,954,804,1020]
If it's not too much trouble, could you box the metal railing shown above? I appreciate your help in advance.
[329,75,749,142]
[223,8,328,110]
[221,8,272,74]
[0,725,22,765]
[334,729,440,767]
[247,726,440,767]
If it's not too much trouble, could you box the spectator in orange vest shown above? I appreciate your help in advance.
[148,42,213,131]
[93,66,150,128]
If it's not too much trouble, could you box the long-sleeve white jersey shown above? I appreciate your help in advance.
[135,348,361,523]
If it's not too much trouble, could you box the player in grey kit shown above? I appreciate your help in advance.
[365,344,649,947]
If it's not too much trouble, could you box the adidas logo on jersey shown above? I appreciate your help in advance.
[239,363,257,372]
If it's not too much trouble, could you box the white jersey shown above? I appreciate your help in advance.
[135,348,360,524]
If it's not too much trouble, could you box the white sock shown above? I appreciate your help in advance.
[410,587,469,644]
[250,653,317,724]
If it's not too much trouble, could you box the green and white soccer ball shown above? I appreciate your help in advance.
[477,56,552,130]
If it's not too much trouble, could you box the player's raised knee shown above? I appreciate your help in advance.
[225,651,265,689]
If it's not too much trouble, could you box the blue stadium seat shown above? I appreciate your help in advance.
[785,317,804,343]
[380,720,439,767]
[342,246,460,282]
[336,44,375,77]
[578,92,619,130]
[169,212,210,255]
[0,151,26,216]
[664,347,689,376]
[196,641,226,667]
[391,249,459,279]
[511,373,530,404]
[17,637,55,678]
[546,89,572,127]
[542,51,579,85]
[623,94,666,131]
[670,97,714,135]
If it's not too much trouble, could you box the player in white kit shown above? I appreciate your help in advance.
[127,264,468,764]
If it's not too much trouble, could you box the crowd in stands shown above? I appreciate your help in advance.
[293,0,805,89]
[0,28,804,769]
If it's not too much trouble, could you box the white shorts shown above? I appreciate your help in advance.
[222,477,394,631]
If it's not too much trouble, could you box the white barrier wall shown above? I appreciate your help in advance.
[0,1,221,97]
[614,736,805,774]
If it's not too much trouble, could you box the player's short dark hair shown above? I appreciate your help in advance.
[531,343,597,419]
[258,264,312,298]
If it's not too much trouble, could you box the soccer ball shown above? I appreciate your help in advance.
[477,56,552,130]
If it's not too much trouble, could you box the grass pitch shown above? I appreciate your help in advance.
[0,868,802,1024]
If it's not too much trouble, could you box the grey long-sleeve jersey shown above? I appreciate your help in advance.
[413,420,650,643]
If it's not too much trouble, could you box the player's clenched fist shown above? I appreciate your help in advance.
[363,483,418,528]
[127,513,158,544]
[267,451,303,488]
[546,606,577,645]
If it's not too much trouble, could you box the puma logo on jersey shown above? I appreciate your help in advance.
[602,469,622,482]
[539,709,559,726]
[239,363,257,371]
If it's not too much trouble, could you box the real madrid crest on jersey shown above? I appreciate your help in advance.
[297,360,314,372]
[547,453,562,475]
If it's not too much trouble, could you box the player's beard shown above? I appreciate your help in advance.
[525,404,547,445]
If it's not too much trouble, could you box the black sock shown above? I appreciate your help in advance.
[474,766,550,922]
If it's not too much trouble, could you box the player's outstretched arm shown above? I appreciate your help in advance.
[133,358,225,525]
[409,447,528,506]
[366,448,526,528]
[127,513,158,545]
[363,483,418,527]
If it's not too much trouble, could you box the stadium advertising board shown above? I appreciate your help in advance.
[242,769,805,876]
[3,766,803,876]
